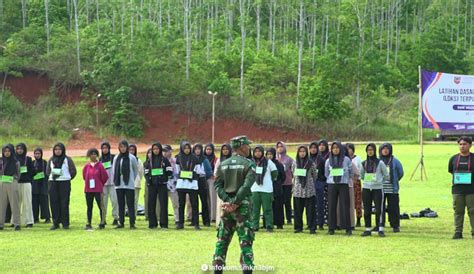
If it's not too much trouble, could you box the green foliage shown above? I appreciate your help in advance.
[105,86,144,138]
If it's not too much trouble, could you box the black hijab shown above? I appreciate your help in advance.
[2,144,17,176]
[309,141,322,166]
[33,148,45,171]
[205,143,216,170]
[379,143,394,182]
[15,143,28,166]
[253,145,267,185]
[295,145,312,188]
[114,140,130,186]
[363,143,380,173]
[318,139,330,160]
[193,143,206,164]
[220,144,232,162]
[100,141,114,164]
[346,143,356,159]
[52,143,67,169]
[129,144,138,159]
[177,141,196,171]
[329,142,345,183]
[150,143,164,169]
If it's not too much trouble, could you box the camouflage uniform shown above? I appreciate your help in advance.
[212,136,256,270]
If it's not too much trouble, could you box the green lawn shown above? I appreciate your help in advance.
[1,144,473,273]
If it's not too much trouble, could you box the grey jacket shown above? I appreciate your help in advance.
[361,161,389,190]
[111,154,139,190]
[324,157,354,185]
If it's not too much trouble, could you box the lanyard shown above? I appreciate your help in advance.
[455,154,471,172]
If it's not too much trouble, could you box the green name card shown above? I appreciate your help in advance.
[152,168,164,176]
[33,172,45,180]
[52,168,62,176]
[364,173,376,182]
[256,166,263,175]
[294,168,307,177]
[1,175,13,183]
[20,166,28,174]
[103,161,112,169]
[330,168,343,177]
[180,171,193,179]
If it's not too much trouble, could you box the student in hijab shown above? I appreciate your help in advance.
[129,144,144,218]
[346,143,363,227]
[112,140,139,229]
[214,144,232,227]
[266,148,285,229]
[82,148,109,230]
[15,143,35,228]
[161,145,180,224]
[46,142,77,230]
[360,143,389,237]
[0,144,21,230]
[193,143,213,227]
[276,141,295,225]
[100,141,119,226]
[175,141,200,230]
[379,143,404,233]
[251,145,277,232]
[205,143,218,222]
[324,141,353,236]
[292,145,318,234]
[145,143,172,229]
[336,146,360,230]
[32,148,51,224]
[309,141,325,230]
[317,139,330,229]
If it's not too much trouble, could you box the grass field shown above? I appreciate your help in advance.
[0,144,473,273]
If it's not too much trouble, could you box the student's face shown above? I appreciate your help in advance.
[152,146,161,155]
[147,151,152,160]
[119,144,128,154]
[128,146,136,155]
[319,144,326,152]
[459,140,471,154]
[381,147,390,156]
[194,147,202,156]
[163,150,171,158]
[222,147,229,156]
[90,153,98,162]
[276,143,285,154]
[331,145,340,155]
[298,148,307,158]
[16,147,24,155]
[101,146,109,154]
[34,151,42,160]
[309,145,318,155]
[347,147,354,157]
[367,147,375,157]
[4,148,11,158]
[183,146,191,155]
[205,147,213,156]
[266,152,274,160]
[54,147,62,156]
[254,149,263,159]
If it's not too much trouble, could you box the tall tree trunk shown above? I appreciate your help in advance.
[96,0,100,35]
[239,0,246,99]
[296,0,304,110]
[44,0,50,55]
[158,0,162,34]
[73,0,81,76]
[256,2,260,52]
[184,0,191,81]
[21,0,27,28]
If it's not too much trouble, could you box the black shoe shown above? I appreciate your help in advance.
[194,226,201,230]
[50,225,59,230]
[356,218,361,227]
[176,224,184,230]
[327,230,335,235]
[372,227,378,232]
[350,226,355,231]
[318,225,324,230]
[266,227,274,233]
[63,225,70,230]
[361,231,371,237]
[378,231,385,237]
[130,225,136,230]
[112,219,119,226]
[44,219,51,224]
[276,225,283,229]
[26,224,33,228]
[346,230,352,236]
[204,223,211,227]
[85,224,92,230]
[14,225,21,231]
[0,227,3,230]
[294,229,303,233]
[149,226,158,229]
[115,225,124,229]
[393,227,400,233]
[310,230,316,235]
[335,226,341,230]
[452,232,463,239]
[98,224,105,230]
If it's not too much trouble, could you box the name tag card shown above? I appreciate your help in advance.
[1,175,13,183]
[180,171,193,179]
[20,166,28,174]
[330,168,343,177]
[364,173,376,182]
[52,168,62,176]
[33,172,45,180]
[89,179,96,189]
[152,168,164,176]
[454,172,472,185]
[256,166,263,175]
[103,161,112,169]
[294,168,307,177]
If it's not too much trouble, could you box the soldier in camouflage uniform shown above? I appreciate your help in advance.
[212,136,256,273]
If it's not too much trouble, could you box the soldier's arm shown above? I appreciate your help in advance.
[232,162,256,205]
[214,165,233,203]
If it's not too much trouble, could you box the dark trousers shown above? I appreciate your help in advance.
[282,185,292,223]
[315,181,326,227]
[33,193,50,222]
[85,192,103,225]
[148,184,169,228]
[272,194,284,227]
[49,180,71,227]
[362,188,384,228]
[116,188,135,226]
[294,196,316,231]
[197,178,210,225]
[383,193,400,228]
[5,204,11,223]
[178,190,198,226]
[328,184,350,231]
